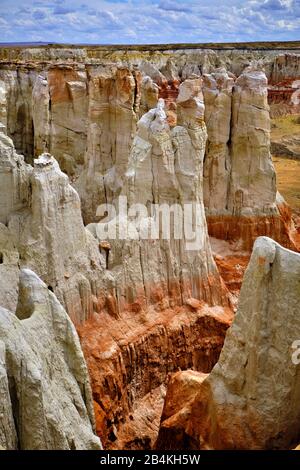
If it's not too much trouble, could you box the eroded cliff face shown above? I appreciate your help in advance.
[86,85,229,314]
[76,67,141,224]
[202,69,233,215]
[0,81,232,449]
[79,83,232,448]
[0,45,299,450]
[0,46,299,144]
[157,237,300,450]
[78,304,232,448]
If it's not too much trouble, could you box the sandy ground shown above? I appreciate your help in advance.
[271,114,300,141]
[273,157,300,211]
[271,114,300,212]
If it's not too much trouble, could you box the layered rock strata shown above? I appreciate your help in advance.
[0,269,101,450]
[203,69,234,214]
[157,237,300,450]
[0,91,232,449]
[0,44,299,450]
[76,67,141,224]
[0,65,141,196]
[1,47,299,142]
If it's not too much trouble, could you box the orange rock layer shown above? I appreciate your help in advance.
[214,255,250,295]
[268,77,300,117]
[207,210,299,252]
[155,370,207,450]
[118,272,231,315]
[159,80,180,108]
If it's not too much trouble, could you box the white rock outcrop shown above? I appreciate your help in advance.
[0,69,38,162]
[90,89,229,312]
[140,76,159,117]
[75,67,141,224]
[47,67,88,174]
[202,68,296,250]
[203,69,234,213]
[32,74,50,157]
[0,131,111,323]
[202,237,300,448]
[0,131,31,226]
[0,79,7,133]
[0,340,17,450]
[203,68,277,217]
[229,69,277,216]
[0,269,102,450]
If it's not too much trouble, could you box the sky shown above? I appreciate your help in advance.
[0,0,299,45]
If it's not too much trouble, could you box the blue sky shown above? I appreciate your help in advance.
[0,0,299,44]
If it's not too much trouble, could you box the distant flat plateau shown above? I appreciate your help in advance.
[0,41,300,51]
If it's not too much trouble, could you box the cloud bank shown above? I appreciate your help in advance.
[0,0,299,44]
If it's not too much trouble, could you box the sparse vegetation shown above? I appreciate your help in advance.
[271,114,300,210]
[273,157,300,209]
[271,114,300,141]
[1,40,300,51]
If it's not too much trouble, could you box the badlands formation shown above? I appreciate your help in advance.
[0,43,299,450]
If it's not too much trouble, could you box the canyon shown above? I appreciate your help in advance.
[0,42,299,450]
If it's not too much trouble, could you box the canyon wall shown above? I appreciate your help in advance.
[79,303,232,448]
[0,81,231,448]
[80,84,232,447]
[1,46,300,163]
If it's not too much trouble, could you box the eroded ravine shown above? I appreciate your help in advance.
[78,303,233,449]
